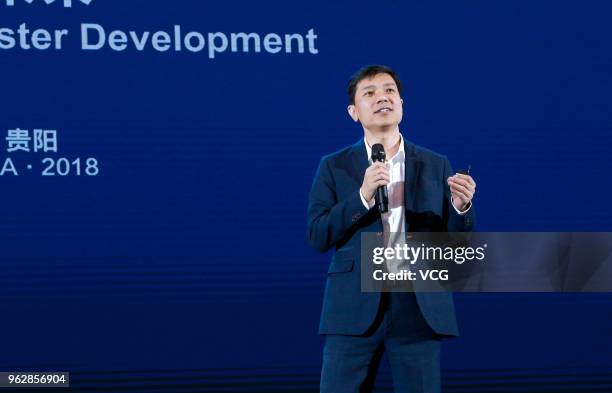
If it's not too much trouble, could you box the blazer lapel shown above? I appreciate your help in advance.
[349,138,369,185]
[404,141,421,216]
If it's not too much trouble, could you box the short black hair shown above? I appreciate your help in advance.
[347,65,403,105]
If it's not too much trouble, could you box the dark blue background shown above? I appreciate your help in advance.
[1,0,611,391]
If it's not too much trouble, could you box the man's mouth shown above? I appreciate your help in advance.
[375,107,392,113]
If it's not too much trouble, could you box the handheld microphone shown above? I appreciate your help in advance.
[371,143,389,214]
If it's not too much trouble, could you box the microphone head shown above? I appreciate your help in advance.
[371,143,386,162]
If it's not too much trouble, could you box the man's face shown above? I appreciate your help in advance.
[348,73,403,131]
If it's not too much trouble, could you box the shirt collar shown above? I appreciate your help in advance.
[364,133,405,163]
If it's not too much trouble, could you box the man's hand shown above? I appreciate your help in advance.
[360,162,390,205]
[447,174,476,212]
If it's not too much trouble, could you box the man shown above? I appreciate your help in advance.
[307,65,476,393]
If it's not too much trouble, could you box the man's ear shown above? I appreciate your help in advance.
[347,105,359,122]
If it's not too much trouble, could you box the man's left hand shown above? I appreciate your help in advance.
[447,174,476,212]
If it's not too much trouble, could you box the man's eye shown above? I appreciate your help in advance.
[386,88,396,93]
[364,91,374,96]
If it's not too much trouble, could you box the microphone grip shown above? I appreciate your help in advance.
[375,185,388,213]
[370,143,389,214]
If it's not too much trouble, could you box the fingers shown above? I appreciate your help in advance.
[450,189,471,205]
[362,162,391,201]
[372,171,390,181]
[450,174,476,188]
[447,174,476,204]
[448,180,473,198]
[448,175,476,191]
[449,182,471,201]
[366,162,390,183]
[373,179,389,188]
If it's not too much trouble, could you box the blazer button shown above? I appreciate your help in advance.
[352,213,361,222]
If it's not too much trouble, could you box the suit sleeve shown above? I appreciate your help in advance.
[307,157,369,253]
[443,157,475,232]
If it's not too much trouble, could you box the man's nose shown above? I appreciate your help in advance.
[376,96,390,104]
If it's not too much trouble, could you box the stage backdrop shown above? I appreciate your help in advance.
[1,0,611,391]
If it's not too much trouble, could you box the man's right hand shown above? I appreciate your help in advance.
[360,162,390,205]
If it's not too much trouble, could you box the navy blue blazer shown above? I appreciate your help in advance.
[307,138,475,336]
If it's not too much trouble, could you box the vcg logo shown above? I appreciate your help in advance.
[5,0,92,7]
